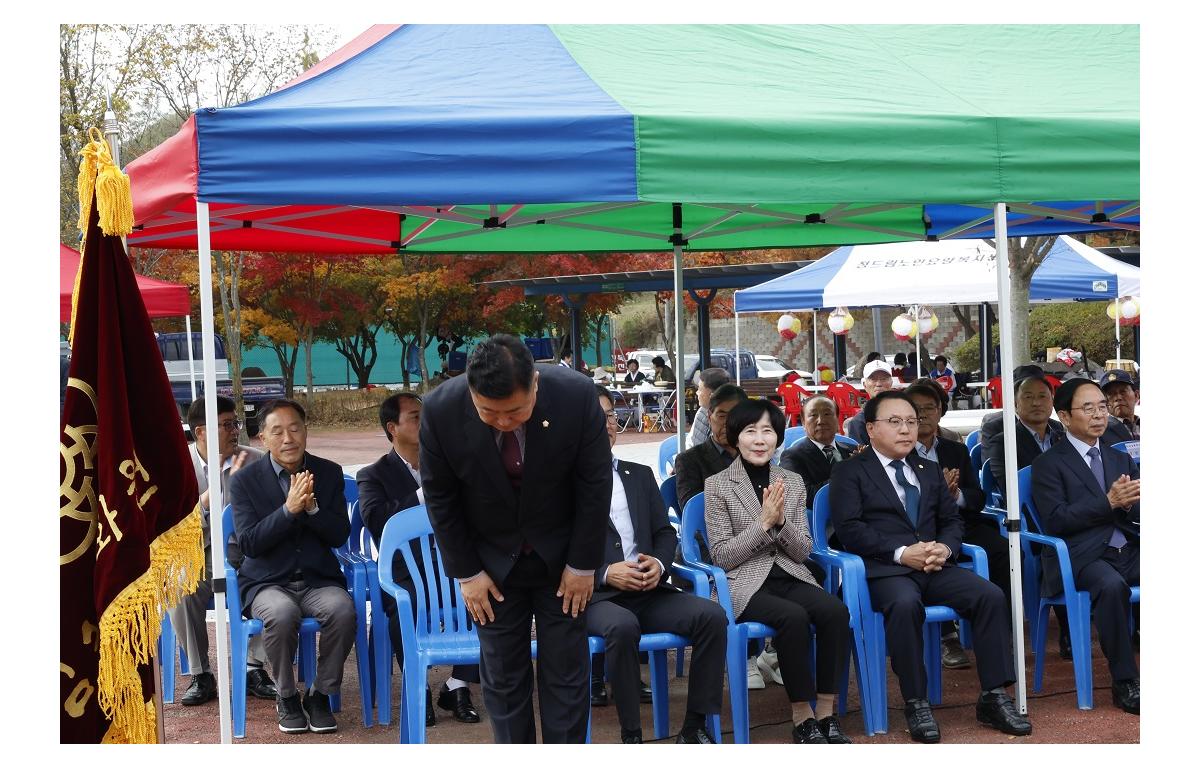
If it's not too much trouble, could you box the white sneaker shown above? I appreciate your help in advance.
[756,649,784,686]
[746,663,766,690]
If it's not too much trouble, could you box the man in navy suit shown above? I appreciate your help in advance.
[420,334,612,743]
[779,395,855,507]
[356,392,480,727]
[830,391,1030,743]
[229,398,356,735]
[981,365,1065,499]
[1031,377,1140,715]
[587,386,727,743]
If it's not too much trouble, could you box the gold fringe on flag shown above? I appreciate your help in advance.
[76,127,133,241]
[95,502,204,743]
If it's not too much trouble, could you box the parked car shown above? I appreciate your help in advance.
[683,348,758,384]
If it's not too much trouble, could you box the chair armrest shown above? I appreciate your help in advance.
[959,542,989,580]
[670,562,709,596]
[1020,530,1080,596]
[980,508,1005,525]
[811,546,870,623]
[679,558,736,624]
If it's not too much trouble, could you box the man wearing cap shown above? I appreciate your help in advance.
[844,359,897,444]
[1031,378,1140,715]
[981,365,1065,499]
[1100,370,1140,443]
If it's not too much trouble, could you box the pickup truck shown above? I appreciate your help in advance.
[158,332,287,437]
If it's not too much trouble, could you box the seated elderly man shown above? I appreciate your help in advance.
[1100,369,1140,443]
[675,384,748,507]
[229,398,356,735]
[588,386,727,743]
[1031,378,1140,715]
[844,359,897,443]
[831,391,1031,743]
[779,395,855,509]
[688,367,731,449]
[981,365,1065,499]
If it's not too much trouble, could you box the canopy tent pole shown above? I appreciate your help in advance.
[811,310,818,373]
[1114,303,1122,366]
[185,315,197,402]
[734,313,741,386]
[197,201,234,743]
[913,304,922,379]
[872,307,883,356]
[994,203,1029,714]
[672,204,686,445]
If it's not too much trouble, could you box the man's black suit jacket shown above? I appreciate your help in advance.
[931,438,987,527]
[419,364,612,585]
[1030,439,1140,596]
[356,449,425,590]
[675,438,736,508]
[1101,416,1135,446]
[981,413,1064,498]
[229,451,350,616]
[830,447,965,579]
[779,439,855,507]
[591,460,679,602]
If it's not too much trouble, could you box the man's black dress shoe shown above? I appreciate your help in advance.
[941,635,971,669]
[621,730,643,744]
[425,688,436,727]
[791,718,829,744]
[246,667,278,700]
[181,672,217,706]
[591,676,609,706]
[904,698,941,743]
[676,726,715,743]
[817,715,852,743]
[639,680,653,703]
[436,683,481,723]
[1112,678,1140,715]
[976,691,1033,735]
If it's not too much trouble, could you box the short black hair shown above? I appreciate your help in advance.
[651,356,666,367]
[864,390,916,423]
[725,398,787,448]
[378,391,422,442]
[467,333,536,399]
[709,383,748,410]
[906,378,948,416]
[866,351,882,363]
[187,395,236,432]
[1016,373,1053,396]
[627,359,639,369]
[259,398,306,426]
[594,384,614,408]
[1053,377,1102,413]
[934,355,948,365]
[698,366,730,391]
[893,352,906,367]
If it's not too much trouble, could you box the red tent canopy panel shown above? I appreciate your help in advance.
[60,244,191,322]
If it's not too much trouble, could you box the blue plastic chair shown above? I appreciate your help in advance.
[969,442,983,475]
[221,506,323,738]
[658,434,679,478]
[680,491,872,741]
[158,612,184,703]
[965,429,982,452]
[811,490,990,734]
[1016,467,1140,710]
[1110,440,1140,464]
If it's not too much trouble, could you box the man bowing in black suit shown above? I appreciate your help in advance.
[588,386,727,744]
[1031,377,1140,715]
[830,391,1030,743]
[419,334,612,743]
[356,392,480,727]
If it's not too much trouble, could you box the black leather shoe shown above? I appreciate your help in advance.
[791,718,829,744]
[425,688,436,727]
[621,730,644,744]
[1112,678,1140,715]
[976,691,1033,736]
[639,680,653,703]
[817,715,852,744]
[437,683,481,723]
[676,726,715,743]
[246,667,278,700]
[941,636,971,669]
[591,676,609,707]
[181,672,217,706]
[904,698,940,743]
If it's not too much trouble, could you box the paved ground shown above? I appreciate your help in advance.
[163,426,1138,744]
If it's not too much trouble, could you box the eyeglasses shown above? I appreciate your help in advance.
[218,419,242,431]
[603,410,618,422]
[1068,403,1109,417]
[873,417,920,430]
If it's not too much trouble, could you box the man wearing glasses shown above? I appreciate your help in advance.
[1031,378,1140,715]
[172,397,276,706]
[831,391,1031,743]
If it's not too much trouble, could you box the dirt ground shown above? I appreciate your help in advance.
[163,427,1138,744]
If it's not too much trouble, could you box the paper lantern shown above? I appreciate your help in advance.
[1107,296,1140,327]
[827,307,854,336]
[817,365,835,384]
[891,313,916,341]
[917,307,939,335]
[777,313,802,340]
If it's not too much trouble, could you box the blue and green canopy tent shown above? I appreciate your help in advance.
[123,24,1139,738]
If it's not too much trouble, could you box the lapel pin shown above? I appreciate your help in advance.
[918,464,924,469]
[542,420,550,428]
[624,470,630,475]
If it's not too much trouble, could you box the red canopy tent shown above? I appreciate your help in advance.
[60,243,191,322]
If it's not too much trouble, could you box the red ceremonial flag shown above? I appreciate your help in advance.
[59,130,203,743]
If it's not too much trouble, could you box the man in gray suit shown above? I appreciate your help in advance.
[172,396,276,706]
